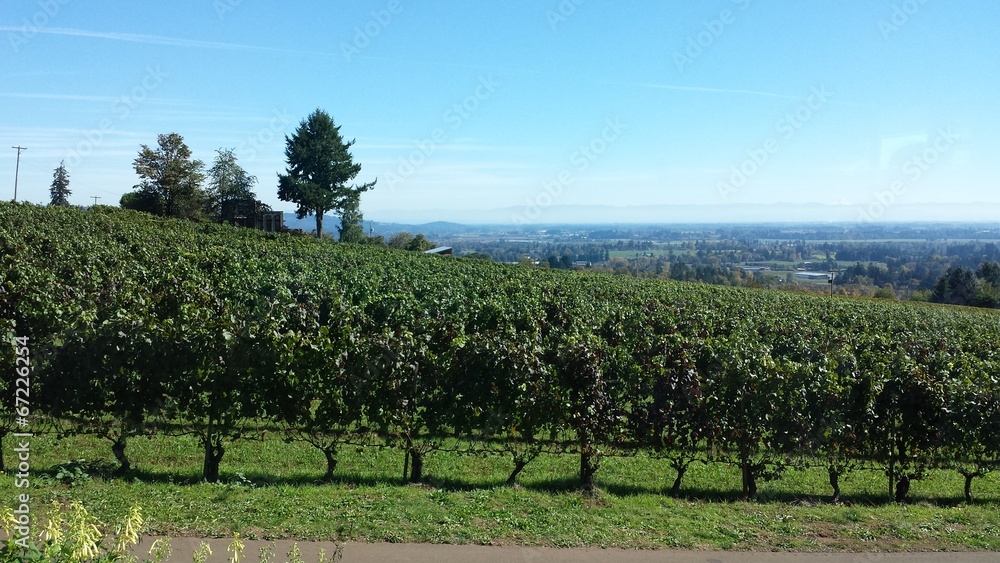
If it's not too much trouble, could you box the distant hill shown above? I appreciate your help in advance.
[369,202,1000,225]
[280,213,468,238]
[279,202,1000,235]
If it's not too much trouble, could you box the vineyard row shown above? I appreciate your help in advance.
[2,203,1000,502]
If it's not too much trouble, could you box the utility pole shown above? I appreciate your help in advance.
[11,146,26,202]
[91,196,101,206]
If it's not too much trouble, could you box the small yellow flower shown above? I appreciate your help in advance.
[148,537,173,562]
[228,532,245,563]
[114,504,144,553]
[66,501,103,560]
[0,507,17,537]
[41,501,65,543]
[193,541,213,563]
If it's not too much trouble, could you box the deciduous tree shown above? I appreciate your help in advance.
[126,133,207,219]
[406,234,435,252]
[388,232,414,249]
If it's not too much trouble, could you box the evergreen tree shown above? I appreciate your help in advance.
[49,161,71,206]
[278,109,375,238]
[337,193,366,243]
[975,262,1000,308]
[933,267,978,306]
[976,262,1000,288]
[206,148,261,225]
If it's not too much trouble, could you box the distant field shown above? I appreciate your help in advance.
[607,249,682,259]
[741,260,881,270]
[605,251,880,272]
[757,238,992,244]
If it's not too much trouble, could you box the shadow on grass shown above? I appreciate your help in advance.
[32,461,998,508]
[630,484,993,508]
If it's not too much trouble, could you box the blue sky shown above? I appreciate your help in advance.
[2,1,998,223]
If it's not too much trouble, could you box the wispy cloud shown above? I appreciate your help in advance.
[3,70,85,78]
[359,141,541,153]
[637,82,858,106]
[639,83,815,102]
[0,92,116,102]
[0,92,220,112]
[0,27,334,58]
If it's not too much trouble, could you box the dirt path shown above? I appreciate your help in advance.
[142,538,1000,562]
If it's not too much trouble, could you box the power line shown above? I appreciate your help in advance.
[91,196,101,206]
[11,146,26,202]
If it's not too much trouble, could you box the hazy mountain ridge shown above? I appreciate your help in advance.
[368,202,1000,225]
[279,202,1000,236]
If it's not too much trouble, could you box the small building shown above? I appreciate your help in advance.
[793,271,830,280]
[424,246,453,255]
[254,212,285,232]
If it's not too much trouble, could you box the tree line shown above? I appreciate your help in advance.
[3,203,1000,502]
[47,109,373,240]
[931,262,1000,308]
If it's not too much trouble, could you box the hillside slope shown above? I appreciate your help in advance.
[2,202,999,499]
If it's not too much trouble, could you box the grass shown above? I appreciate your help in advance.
[3,432,1000,551]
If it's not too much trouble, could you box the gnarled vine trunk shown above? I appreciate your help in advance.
[112,435,131,474]
[741,463,758,500]
[828,468,841,503]
[322,448,338,482]
[408,448,423,483]
[202,437,225,483]
[963,472,977,504]
[669,459,692,498]
[506,459,528,487]
[738,443,762,500]
[894,473,919,502]
[579,432,599,495]
[580,452,598,494]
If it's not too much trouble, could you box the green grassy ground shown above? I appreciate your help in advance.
[3,433,1000,551]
